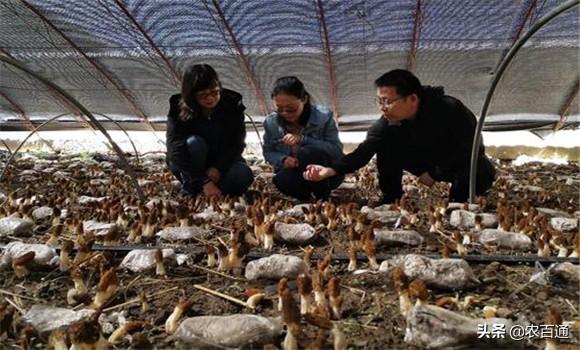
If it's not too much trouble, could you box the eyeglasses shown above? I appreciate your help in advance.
[195,87,221,100]
[275,105,301,115]
[375,95,405,107]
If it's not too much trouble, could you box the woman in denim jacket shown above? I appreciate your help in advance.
[262,76,344,200]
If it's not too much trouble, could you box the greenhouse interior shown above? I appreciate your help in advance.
[0,0,579,349]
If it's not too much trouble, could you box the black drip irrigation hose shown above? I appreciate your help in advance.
[246,252,580,265]
[2,243,577,265]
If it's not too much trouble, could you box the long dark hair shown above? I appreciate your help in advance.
[179,64,221,121]
[271,76,311,103]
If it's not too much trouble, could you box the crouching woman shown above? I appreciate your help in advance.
[262,76,344,200]
[166,64,254,197]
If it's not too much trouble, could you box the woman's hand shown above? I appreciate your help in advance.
[206,167,221,183]
[303,164,336,181]
[283,156,299,169]
[418,172,435,187]
[203,181,222,198]
[281,133,302,146]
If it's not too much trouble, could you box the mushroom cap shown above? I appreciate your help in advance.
[12,251,35,266]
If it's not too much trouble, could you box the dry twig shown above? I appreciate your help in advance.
[193,284,250,309]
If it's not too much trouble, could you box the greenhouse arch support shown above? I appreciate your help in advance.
[469,0,580,203]
[0,112,144,200]
[0,55,145,201]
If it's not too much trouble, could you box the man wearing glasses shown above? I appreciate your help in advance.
[303,69,496,204]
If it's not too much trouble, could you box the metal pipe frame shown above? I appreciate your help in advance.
[554,78,579,131]
[0,5,115,134]
[0,112,69,180]
[208,0,269,116]
[0,55,145,201]
[111,0,181,87]
[512,0,538,42]
[315,0,340,120]
[0,89,58,152]
[244,112,263,148]
[91,112,141,164]
[0,111,141,181]
[0,47,98,133]
[0,90,34,130]
[0,6,112,133]
[407,0,423,72]
[2,43,111,144]
[493,0,538,73]
[18,0,159,137]
[93,0,174,87]
[0,65,34,126]
[469,0,580,202]
[0,139,12,156]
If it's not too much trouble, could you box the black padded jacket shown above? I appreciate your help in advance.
[330,86,486,181]
[166,88,246,173]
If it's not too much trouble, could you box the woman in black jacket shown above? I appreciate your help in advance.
[166,64,254,197]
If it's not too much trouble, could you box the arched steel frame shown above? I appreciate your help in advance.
[469,0,579,202]
[0,112,141,179]
[0,55,145,201]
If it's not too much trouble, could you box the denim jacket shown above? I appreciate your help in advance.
[262,104,343,170]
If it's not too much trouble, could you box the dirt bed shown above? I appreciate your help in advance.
[0,153,578,349]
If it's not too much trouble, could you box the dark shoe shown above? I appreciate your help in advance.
[381,194,400,205]
[313,188,331,200]
[178,188,194,197]
[177,179,200,197]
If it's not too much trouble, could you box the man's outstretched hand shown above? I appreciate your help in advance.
[303,164,336,182]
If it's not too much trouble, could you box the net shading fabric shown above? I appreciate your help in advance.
[0,0,578,131]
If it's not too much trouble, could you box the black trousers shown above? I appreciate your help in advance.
[273,146,344,201]
[167,135,253,196]
[376,125,496,203]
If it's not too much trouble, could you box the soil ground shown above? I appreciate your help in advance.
[0,153,578,349]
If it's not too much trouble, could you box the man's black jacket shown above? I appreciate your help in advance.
[166,89,246,174]
[331,86,486,180]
